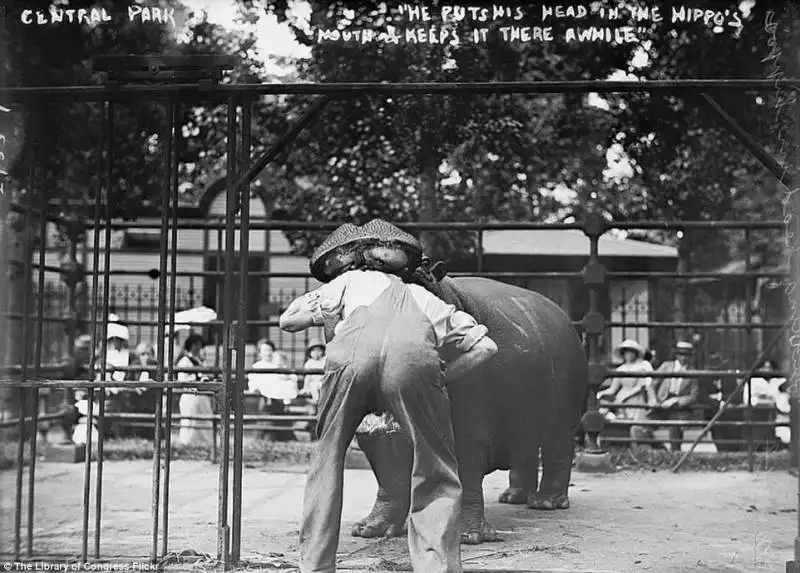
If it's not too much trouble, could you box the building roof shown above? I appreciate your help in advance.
[482,229,678,258]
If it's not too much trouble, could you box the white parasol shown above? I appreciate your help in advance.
[172,306,217,331]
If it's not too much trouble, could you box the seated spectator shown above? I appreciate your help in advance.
[99,320,131,383]
[631,341,699,453]
[249,348,298,403]
[597,339,652,421]
[775,375,791,446]
[133,342,158,382]
[176,334,214,447]
[748,359,782,407]
[299,340,326,403]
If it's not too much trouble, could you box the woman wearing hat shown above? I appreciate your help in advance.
[300,340,326,404]
[597,339,653,421]
[175,333,214,447]
[280,219,498,573]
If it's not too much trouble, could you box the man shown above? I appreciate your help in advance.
[630,341,698,452]
[280,220,498,573]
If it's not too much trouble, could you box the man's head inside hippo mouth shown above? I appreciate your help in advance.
[310,219,426,283]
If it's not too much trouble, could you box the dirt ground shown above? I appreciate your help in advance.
[0,459,795,573]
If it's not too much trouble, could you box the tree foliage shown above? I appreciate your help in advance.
[261,0,791,271]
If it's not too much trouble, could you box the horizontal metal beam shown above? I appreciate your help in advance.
[0,367,787,381]
[41,268,790,280]
[93,219,786,231]
[3,79,800,100]
[0,313,786,331]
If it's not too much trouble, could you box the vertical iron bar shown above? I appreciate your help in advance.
[793,91,800,567]
[232,97,251,564]
[162,99,180,557]
[27,124,48,556]
[94,98,114,559]
[83,101,106,564]
[217,97,237,568]
[150,99,174,564]
[15,109,37,561]
[744,228,754,472]
[476,227,483,273]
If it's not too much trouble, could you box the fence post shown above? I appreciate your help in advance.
[574,212,614,473]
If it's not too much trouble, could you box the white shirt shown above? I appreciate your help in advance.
[305,270,488,352]
[248,359,298,401]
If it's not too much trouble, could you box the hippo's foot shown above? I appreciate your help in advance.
[498,487,528,504]
[460,519,499,545]
[350,501,408,538]
[527,492,570,510]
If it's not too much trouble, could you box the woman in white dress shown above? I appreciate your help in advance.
[597,339,653,421]
[176,333,214,447]
[248,348,298,403]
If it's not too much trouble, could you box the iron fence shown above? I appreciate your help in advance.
[0,61,798,570]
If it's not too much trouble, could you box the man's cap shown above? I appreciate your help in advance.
[309,219,422,283]
[674,341,693,354]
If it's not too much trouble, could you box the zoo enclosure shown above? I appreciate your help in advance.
[0,57,798,569]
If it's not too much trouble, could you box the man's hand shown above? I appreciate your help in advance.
[444,336,498,384]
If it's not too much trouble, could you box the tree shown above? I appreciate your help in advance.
[265,0,636,261]
[0,0,269,417]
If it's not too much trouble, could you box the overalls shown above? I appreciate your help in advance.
[300,278,463,573]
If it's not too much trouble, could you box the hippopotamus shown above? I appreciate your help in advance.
[351,274,588,544]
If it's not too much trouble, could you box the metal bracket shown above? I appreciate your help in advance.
[587,362,607,388]
[92,55,235,85]
[581,261,607,285]
[581,311,605,336]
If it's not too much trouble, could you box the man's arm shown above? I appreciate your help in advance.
[279,274,347,333]
[675,379,699,408]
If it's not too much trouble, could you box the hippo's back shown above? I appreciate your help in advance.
[447,277,581,348]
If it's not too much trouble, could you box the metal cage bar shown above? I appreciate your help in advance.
[93,98,115,559]
[149,98,175,564]
[231,96,252,565]
[162,97,182,558]
[216,96,238,567]
[3,78,800,101]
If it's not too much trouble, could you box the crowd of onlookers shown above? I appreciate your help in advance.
[598,338,790,452]
[65,318,791,451]
[68,317,327,447]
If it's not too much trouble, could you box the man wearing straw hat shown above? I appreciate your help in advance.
[280,219,498,573]
[631,340,699,452]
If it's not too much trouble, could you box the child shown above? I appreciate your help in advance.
[301,340,326,403]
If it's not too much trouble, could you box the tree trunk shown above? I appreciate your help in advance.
[418,161,440,256]
[1,210,35,421]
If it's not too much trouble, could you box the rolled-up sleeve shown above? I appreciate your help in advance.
[304,273,348,326]
[410,286,489,352]
[443,311,489,353]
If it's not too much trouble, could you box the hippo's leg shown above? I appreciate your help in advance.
[528,429,574,510]
[499,448,540,505]
[351,430,412,538]
[456,442,499,545]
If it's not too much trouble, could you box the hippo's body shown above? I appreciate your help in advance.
[351,276,588,544]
